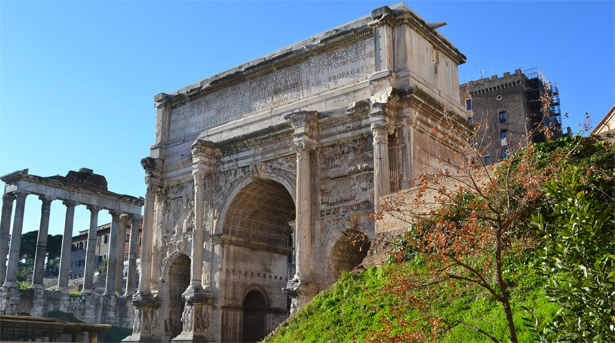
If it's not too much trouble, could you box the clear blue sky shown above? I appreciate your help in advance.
[1,1,613,236]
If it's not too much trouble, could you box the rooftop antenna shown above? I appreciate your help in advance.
[479,68,484,79]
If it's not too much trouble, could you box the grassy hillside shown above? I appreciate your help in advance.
[267,257,559,343]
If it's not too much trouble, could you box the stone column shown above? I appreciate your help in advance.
[105,210,121,295]
[124,157,162,343]
[2,191,28,291]
[124,215,141,297]
[57,200,78,292]
[82,205,101,294]
[32,196,54,288]
[0,193,16,286]
[114,213,128,294]
[283,111,319,312]
[171,139,217,343]
[369,105,393,210]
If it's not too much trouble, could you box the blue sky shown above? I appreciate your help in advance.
[1,1,613,236]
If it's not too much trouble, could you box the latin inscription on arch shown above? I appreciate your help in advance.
[169,37,375,140]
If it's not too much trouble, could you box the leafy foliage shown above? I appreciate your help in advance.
[525,164,615,342]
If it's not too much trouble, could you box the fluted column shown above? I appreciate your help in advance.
[106,210,121,295]
[170,139,218,343]
[114,213,129,294]
[283,111,319,312]
[124,157,162,343]
[369,105,393,210]
[82,205,101,294]
[125,215,141,297]
[57,200,78,292]
[138,183,155,295]
[33,195,54,288]
[0,193,16,285]
[3,191,28,291]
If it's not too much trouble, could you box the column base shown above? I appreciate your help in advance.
[171,285,215,343]
[282,275,319,315]
[30,286,46,317]
[0,285,20,315]
[123,291,161,343]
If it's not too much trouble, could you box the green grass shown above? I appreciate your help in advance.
[266,258,558,343]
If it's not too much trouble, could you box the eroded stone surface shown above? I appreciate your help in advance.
[130,3,470,342]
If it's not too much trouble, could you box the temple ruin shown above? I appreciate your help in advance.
[0,168,143,326]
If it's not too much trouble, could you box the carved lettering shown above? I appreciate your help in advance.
[169,38,375,140]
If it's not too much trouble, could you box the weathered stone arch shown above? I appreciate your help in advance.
[240,285,270,308]
[215,175,296,238]
[241,286,269,343]
[165,253,191,339]
[330,229,370,278]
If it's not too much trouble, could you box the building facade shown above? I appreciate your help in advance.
[460,68,564,164]
[70,222,142,285]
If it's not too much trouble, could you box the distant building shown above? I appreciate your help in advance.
[70,222,141,281]
[592,104,615,135]
[460,68,565,163]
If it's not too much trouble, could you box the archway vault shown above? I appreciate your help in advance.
[221,178,296,248]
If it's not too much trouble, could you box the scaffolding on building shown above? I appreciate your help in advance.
[524,67,563,141]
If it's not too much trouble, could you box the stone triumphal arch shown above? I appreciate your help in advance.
[125,3,471,342]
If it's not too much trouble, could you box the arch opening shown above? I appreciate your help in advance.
[331,230,371,278]
[223,178,295,247]
[220,178,295,342]
[167,254,190,339]
[242,290,267,343]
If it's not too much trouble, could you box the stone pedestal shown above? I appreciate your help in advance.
[171,286,215,343]
[123,292,162,343]
[30,286,46,317]
[282,275,318,316]
[0,288,20,315]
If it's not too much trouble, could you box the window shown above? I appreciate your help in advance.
[104,235,108,244]
[125,233,130,243]
[500,129,508,146]
[484,155,490,164]
[499,111,507,123]
[466,99,472,111]
[502,148,509,159]
[79,242,83,250]
[468,117,473,124]
[139,237,142,246]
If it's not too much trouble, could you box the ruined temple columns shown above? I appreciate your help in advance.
[284,111,319,309]
[105,210,121,295]
[115,214,129,293]
[170,140,217,343]
[0,193,16,286]
[81,205,100,293]
[57,201,77,292]
[125,215,141,297]
[33,196,54,288]
[3,191,28,291]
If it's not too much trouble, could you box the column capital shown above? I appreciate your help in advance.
[63,200,79,208]
[129,214,143,221]
[13,190,29,199]
[142,157,163,187]
[119,213,130,223]
[86,204,102,212]
[109,209,122,218]
[191,139,218,176]
[3,193,16,202]
[38,195,55,204]
[285,111,319,153]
